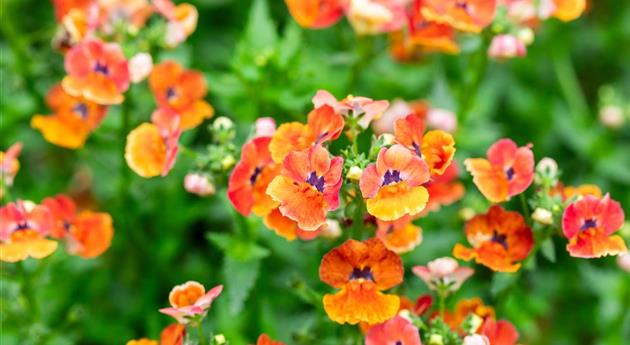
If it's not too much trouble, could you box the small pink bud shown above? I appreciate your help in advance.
[427,108,457,133]
[184,173,215,197]
[488,34,527,60]
[129,53,153,83]
[463,335,491,345]
[255,117,276,137]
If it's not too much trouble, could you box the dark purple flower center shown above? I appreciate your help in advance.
[166,87,177,101]
[316,131,329,144]
[249,166,262,185]
[395,342,403,345]
[63,221,72,231]
[581,218,597,231]
[505,167,515,181]
[73,103,88,119]
[382,170,402,186]
[455,1,469,11]
[412,142,422,157]
[15,222,30,231]
[349,266,374,281]
[492,231,508,250]
[93,62,109,75]
[306,171,325,192]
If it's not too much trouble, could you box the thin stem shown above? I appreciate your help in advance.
[520,194,530,220]
[197,322,207,345]
[457,36,490,125]
[17,261,40,322]
[552,49,590,122]
[438,289,446,320]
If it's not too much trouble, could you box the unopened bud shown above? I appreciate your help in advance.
[346,166,363,181]
[517,27,535,46]
[213,116,234,131]
[459,207,475,221]
[599,105,625,129]
[214,334,227,345]
[380,133,395,146]
[536,157,558,177]
[532,207,553,225]
[221,155,235,170]
[428,334,444,345]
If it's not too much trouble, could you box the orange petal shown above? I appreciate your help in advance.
[0,239,59,263]
[464,158,508,203]
[125,123,166,178]
[266,176,327,231]
[366,183,429,221]
[323,281,400,325]
[179,100,214,130]
[31,114,90,149]
[421,130,455,176]
[69,211,114,258]
[268,122,312,163]
[566,229,628,258]
[553,0,586,21]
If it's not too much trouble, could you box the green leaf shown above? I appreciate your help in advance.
[276,21,302,68]
[223,256,262,315]
[540,238,556,263]
[207,233,270,261]
[242,0,277,55]
[491,272,519,297]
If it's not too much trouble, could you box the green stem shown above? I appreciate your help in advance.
[552,49,590,122]
[197,323,207,345]
[457,36,490,125]
[17,261,40,322]
[438,289,446,320]
[520,194,530,221]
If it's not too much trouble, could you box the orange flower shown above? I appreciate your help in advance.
[453,205,533,272]
[254,334,285,345]
[424,162,465,214]
[263,208,322,241]
[154,0,199,47]
[562,184,602,201]
[312,90,389,129]
[407,1,459,54]
[284,0,345,29]
[268,105,344,163]
[149,61,214,130]
[228,137,280,217]
[62,39,130,105]
[359,144,430,221]
[159,282,223,324]
[480,318,519,345]
[375,215,423,254]
[160,324,186,345]
[32,84,108,149]
[0,201,57,263]
[562,194,627,258]
[444,297,495,332]
[267,144,343,231]
[319,238,404,325]
[0,142,22,188]
[126,339,158,345]
[43,194,113,258]
[125,109,181,178]
[420,0,497,33]
[394,114,455,175]
[552,0,586,21]
[464,138,534,203]
[52,0,94,22]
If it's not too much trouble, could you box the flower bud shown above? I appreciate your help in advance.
[488,34,526,59]
[532,207,553,225]
[617,253,630,273]
[213,116,234,131]
[184,173,215,197]
[463,334,491,345]
[346,166,363,181]
[517,27,535,46]
[428,334,444,345]
[129,52,153,83]
[214,334,227,345]
[536,157,558,177]
[221,155,236,170]
[599,105,625,129]
[380,133,395,146]
[255,117,276,137]
[322,219,342,239]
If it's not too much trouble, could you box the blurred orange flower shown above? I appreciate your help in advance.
[453,205,533,272]
[32,84,108,149]
[126,339,158,345]
[552,0,586,21]
[154,0,199,47]
[160,324,186,345]
[320,238,403,325]
[284,0,345,29]
[444,297,495,332]
[375,215,423,254]
[480,318,519,345]
[149,61,214,130]
[159,281,223,324]
[424,162,465,214]
[420,0,497,33]
[0,201,57,263]
[0,142,22,188]
[263,208,322,241]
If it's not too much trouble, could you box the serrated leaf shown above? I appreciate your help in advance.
[540,238,556,263]
[223,256,261,315]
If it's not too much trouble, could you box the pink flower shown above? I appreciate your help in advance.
[426,108,457,133]
[154,0,198,48]
[488,35,527,60]
[255,117,277,138]
[1,142,22,187]
[129,52,153,83]
[463,334,491,345]
[184,173,215,197]
[346,0,407,35]
[365,316,422,345]
[412,257,474,292]
[617,253,630,273]
[372,99,413,135]
[312,90,389,129]
[159,281,223,324]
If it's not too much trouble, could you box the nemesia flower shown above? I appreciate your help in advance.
[372,99,414,135]
[43,194,114,258]
[312,90,390,129]
[255,334,285,345]
[269,104,344,163]
[426,108,457,133]
[444,297,495,332]
[488,34,527,59]
[99,0,153,34]
[159,281,223,324]
[480,319,519,345]
[420,0,497,33]
[129,52,153,83]
[0,142,22,187]
[125,109,181,178]
[52,0,95,22]
[562,194,627,258]
[394,114,456,175]
[463,335,490,345]
[255,117,277,138]
[346,0,407,35]
[266,144,343,231]
[412,257,473,292]
[284,0,345,29]
[423,162,465,214]
[0,201,57,263]
[406,2,459,54]
[154,0,199,47]
[184,173,215,197]
[320,238,403,325]
[453,205,533,272]
[464,138,534,203]
[360,144,430,221]
[126,339,158,345]
[365,316,422,345]
[31,84,108,149]
[376,215,423,254]
[228,137,280,217]
[263,208,322,241]
[160,324,186,345]
[62,39,130,105]
[552,0,586,21]
[149,61,214,130]
[561,184,602,201]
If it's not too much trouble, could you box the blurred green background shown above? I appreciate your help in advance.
[1,0,630,344]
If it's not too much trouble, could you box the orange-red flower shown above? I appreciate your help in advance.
[266,144,343,231]
[407,0,460,54]
[0,201,57,263]
[394,113,455,175]
[444,297,495,332]
[254,334,285,345]
[480,318,519,345]
[268,105,344,163]
[154,0,199,47]
[552,183,602,201]
[228,137,280,217]
[32,84,108,149]
[263,208,322,241]
[42,194,113,258]
[312,90,389,129]
[160,324,186,345]
[453,205,533,272]
[319,238,403,325]
[159,281,223,324]
[125,109,181,178]
[464,138,534,203]
[126,339,158,345]
[149,61,214,130]
[359,144,430,221]
[376,215,423,254]
[0,142,22,188]
[365,315,422,345]
[562,194,627,258]
[424,162,465,214]
[420,0,497,33]
[62,39,130,105]
[552,0,586,21]
[284,0,345,29]
[346,0,407,35]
